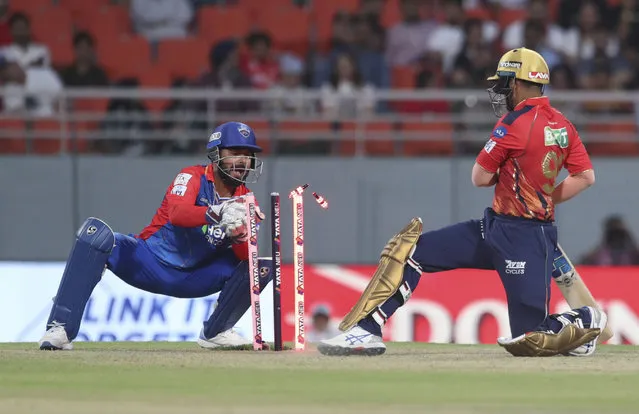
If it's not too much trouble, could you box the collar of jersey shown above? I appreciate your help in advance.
[205,164,215,183]
[515,96,549,111]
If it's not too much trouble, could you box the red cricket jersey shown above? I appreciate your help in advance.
[137,164,254,267]
[475,97,592,222]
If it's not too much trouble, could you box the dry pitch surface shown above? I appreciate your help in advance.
[1,342,639,414]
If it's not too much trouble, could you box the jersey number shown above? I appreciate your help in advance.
[541,151,565,194]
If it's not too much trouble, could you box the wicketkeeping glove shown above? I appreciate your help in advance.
[205,198,264,244]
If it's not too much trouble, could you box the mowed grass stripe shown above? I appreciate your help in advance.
[0,343,638,412]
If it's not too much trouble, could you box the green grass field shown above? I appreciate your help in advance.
[1,342,639,414]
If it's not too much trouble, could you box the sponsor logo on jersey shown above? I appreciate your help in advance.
[544,126,569,148]
[173,173,192,186]
[492,126,507,139]
[484,139,497,153]
[170,185,188,196]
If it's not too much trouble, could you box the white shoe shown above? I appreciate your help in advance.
[197,328,252,349]
[568,306,608,357]
[317,326,386,356]
[39,322,73,351]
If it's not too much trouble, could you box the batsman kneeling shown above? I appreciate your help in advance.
[318,48,609,358]
[39,122,271,351]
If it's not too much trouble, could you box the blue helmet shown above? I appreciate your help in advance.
[207,121,263,154]
[207,121,263,186]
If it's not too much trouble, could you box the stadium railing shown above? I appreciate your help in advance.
[0,88,637,156]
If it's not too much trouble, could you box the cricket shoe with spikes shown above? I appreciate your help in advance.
[564,306,608,357]
[317,326,386,356]
[197,328,253,349]
[39,322,73,350]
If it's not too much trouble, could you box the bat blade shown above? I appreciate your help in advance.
[554,244,614,343]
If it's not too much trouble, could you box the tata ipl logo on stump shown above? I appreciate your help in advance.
[293,195,305,350]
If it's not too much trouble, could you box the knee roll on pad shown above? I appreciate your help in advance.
[77,217,115,254]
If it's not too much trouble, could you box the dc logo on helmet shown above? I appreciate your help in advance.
[237,123,251,138]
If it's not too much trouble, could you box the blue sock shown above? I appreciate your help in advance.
[357,263,422,337]
[536,307,593,333]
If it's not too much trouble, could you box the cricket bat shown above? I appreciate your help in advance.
[553,244,613,343]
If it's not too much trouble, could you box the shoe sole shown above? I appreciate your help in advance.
[39,341,72,351]
[317,343,386,356]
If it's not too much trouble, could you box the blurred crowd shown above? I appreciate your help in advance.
[1,0,639,155]
[581,215,639,266]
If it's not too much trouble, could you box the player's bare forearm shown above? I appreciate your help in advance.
[471,163,498,187]
[552,169,595,205]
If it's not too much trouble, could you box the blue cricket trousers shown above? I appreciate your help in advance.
[413,208,558,337]
[107,234,241,298]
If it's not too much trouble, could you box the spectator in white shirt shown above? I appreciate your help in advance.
[320,53,375,119]
[385,0,437,67]
[428,0,466,72]
[560,1,618,62]
[268,53,314,116]
[502,0,564,52]
[130,0,193,42]
[1,57,63,117]
[2,12,50,69]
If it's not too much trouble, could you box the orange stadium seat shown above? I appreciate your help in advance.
[29,9,74,67]
[390,66,419,113]
[400,121,455,156]
[10,0,53,16]
[98,36,151,80]
[254,7,311,54]
[242,0,297,12]
[362,120,397,156]
[334,120,357,156]
[57,0,111,20]
[198,6,252,45]
[73,5,133,39]
[276,120,337,153]
[498,9,528,28]
[381,0,401,28]
[548,0,560,20]
[157,38,211,81]
[138,67,173,112]
[312,0,359,49]
[72,98,110,130]
[0,119,27,154]
[29,119,66,154]
[465,8,491,20]
[391,66,417,89]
